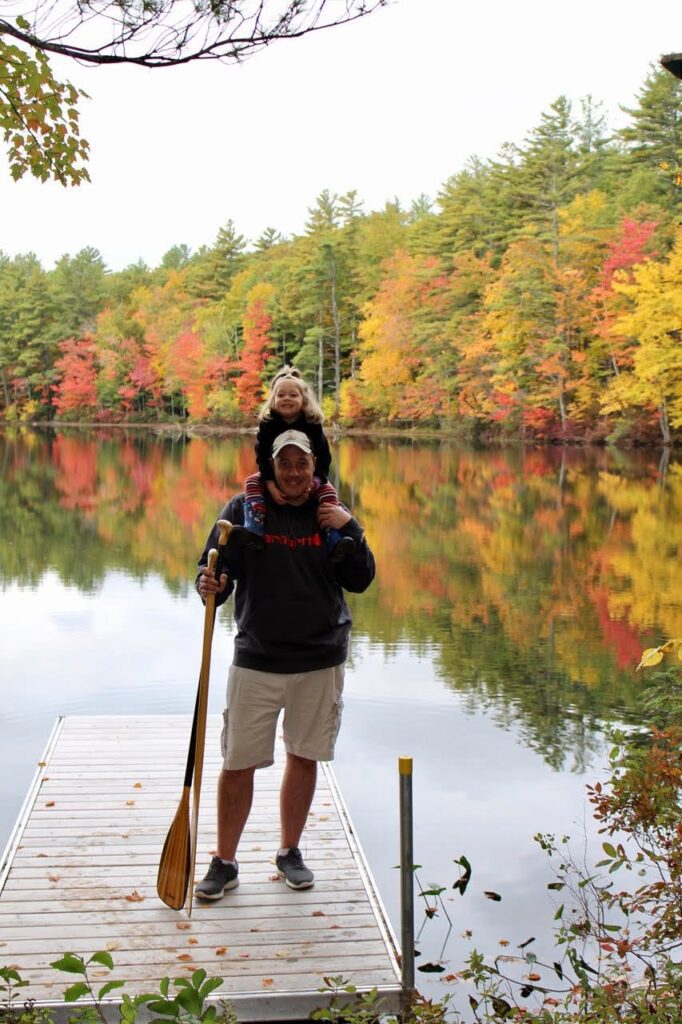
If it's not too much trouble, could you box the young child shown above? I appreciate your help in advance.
[234,366,355,563]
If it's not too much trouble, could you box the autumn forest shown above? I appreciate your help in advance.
[2,66,682,444]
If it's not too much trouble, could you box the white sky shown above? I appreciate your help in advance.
[3,0,680,271]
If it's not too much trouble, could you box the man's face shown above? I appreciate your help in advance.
[273,446,315,505]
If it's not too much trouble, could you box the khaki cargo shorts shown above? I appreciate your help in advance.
[220,663,345,771]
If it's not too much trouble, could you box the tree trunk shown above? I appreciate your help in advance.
[658,401,671,445]
[551,204,559,268]
[557,385,567,429]
[328,258,341,418]
[0,368,9,409]
[317,311,323,400]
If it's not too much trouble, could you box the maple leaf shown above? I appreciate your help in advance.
[125,890,145,903]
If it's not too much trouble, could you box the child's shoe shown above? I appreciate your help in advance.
[326,529,356,564]
[228,525,265,552]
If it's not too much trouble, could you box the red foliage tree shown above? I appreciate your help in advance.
[235,287,274,415]
[52,337,98,416]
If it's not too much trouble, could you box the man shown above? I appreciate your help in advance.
[194,429,375,898]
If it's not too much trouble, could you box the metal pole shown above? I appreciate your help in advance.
[399,755,415,993]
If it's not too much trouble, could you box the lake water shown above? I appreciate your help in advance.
[0,428,679,997]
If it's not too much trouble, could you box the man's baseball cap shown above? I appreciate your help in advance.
[271,429,313,459]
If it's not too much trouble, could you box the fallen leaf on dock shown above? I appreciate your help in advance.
[35,853,47,858]
[215,947,227,956]
[106,942,120,951]
[47,875,60,883]
[133,783,142,789]
[177,954,193,962]
[125,890,145,903]
[175,922,191,931]
[275,951,290,959]
[45,801,55,807]
[311,911,325,917]
[126,800,135,806]
[38,761,47,768]
[188,938,198,945]
[239,953,250,959]
[262,979,273,987]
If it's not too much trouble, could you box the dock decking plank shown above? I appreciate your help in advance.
[0,716,402,1020]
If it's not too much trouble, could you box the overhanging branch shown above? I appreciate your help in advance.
[0,1,389,68]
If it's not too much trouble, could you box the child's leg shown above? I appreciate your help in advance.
[243,473,266,536]
[315,481,356,564]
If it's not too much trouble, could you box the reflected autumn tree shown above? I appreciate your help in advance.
[1,429,680,767]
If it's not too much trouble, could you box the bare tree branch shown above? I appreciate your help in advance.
[0,1,389,68]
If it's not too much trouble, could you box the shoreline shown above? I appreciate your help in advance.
[0,419,676,450]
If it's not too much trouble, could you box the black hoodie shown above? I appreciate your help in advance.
[197,494,375,674]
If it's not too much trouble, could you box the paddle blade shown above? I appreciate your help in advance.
[157,787,191,910]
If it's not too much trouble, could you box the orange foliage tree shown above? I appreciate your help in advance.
[234,283,275,415]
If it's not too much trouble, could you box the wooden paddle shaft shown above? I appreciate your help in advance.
[187,520,232,915]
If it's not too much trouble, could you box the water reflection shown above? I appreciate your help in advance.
[1,427,679,999]
[1,428,680,777]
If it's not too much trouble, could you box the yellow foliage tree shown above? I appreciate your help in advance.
[602,230,682,443]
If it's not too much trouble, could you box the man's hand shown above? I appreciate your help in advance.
[198,563,228,600]
[266,479,288,505]
[317,504,352,530]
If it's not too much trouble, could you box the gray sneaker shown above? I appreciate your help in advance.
[194,856,239,900]
[276,847,314,889]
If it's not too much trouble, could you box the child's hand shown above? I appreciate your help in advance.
[266,480,287,505]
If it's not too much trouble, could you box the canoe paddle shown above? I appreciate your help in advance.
[157,519,232,912]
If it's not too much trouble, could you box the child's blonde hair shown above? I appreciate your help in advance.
[260,365,324,424]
